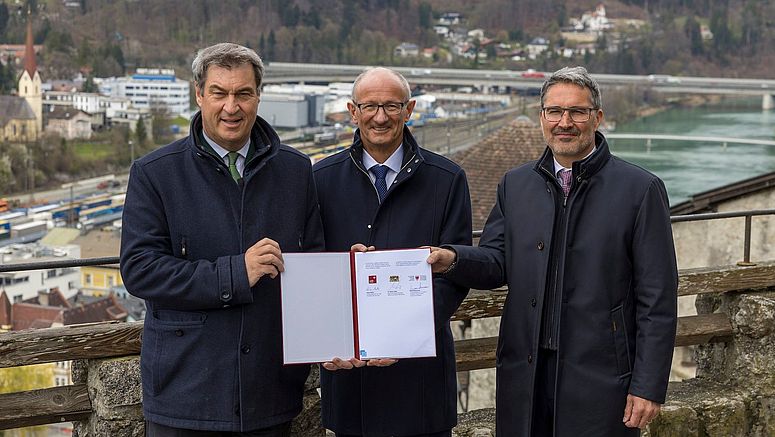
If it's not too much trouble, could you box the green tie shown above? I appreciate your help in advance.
[227,151,241,183]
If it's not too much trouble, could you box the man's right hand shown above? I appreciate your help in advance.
[426,247,456,273]
[245,238,284,287]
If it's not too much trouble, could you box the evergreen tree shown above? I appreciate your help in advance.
[684,16,703,56]
[0,3,9,37]
[418,1,432,29]
[135,117,148,148]
[267,30,276,61]
[82,74,97,92]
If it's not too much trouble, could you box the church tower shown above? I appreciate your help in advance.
[18,11,42,134]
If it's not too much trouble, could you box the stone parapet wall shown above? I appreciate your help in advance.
[69,289,775,436]
[452,290,775,436]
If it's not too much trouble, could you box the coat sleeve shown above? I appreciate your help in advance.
[432,168,473,328]
[445,175,508,291]
[119,161,254,311]
[628,177,678,404]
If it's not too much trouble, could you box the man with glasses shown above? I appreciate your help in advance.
[428,66,678,436]
[313,67,472,437]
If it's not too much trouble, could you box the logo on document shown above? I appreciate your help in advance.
[360,349,368,357]
[368,275,377,284]
[408,275,428,282]
[389,275,400,282]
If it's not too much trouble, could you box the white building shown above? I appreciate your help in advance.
[99,68,190,116]
[0,243,81,303]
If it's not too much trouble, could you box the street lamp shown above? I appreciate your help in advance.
[129,140,134,165]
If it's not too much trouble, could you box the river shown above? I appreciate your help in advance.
[607,100,775,206]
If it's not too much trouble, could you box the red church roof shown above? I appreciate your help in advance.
[23,13,37,78]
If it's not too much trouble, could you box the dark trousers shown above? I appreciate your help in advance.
[146,421,291,437]
[336,430,451,437]
[531,348,558,437]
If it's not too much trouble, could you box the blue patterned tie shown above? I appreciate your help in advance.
[371,165,389,203]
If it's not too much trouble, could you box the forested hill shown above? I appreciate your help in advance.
[0,0,773,82]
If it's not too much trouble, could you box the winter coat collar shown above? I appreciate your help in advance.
[348,125,425,173]
[535,130,612,183]
[188,111,280,175]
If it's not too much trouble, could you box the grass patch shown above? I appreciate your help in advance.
[72,142,115,160]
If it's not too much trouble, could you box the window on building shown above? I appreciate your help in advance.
[47,269,57,278]
[85,274,92,284]
[13,294,22,303]
[107,276,115,287]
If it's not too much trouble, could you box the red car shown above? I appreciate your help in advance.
[521,69,545,79]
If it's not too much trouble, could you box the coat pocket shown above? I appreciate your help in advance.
[610,305,632,376]
[150,310,207,394]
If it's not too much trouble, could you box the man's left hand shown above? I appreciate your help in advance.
[623,394,661,429]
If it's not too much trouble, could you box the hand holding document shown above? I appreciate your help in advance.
[280,248,436,365]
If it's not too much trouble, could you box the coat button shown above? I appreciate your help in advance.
[241,345,250,354]
[531,298,537,307]
[528,354,533,363]
[537,242,544,250]
[577,176,582,182]
[175,329,184,337]
[221,291,231,300]
[367,224,372,229]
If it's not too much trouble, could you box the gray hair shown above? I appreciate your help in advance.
[352,67,411,102]
[192,43,264,95]
[540,66,602,109]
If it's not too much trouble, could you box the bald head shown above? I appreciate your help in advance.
[352,67,412,102]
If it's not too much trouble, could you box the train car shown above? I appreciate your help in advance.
[50,204,82,222]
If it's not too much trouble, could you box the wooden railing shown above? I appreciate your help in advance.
[1,261,774,430]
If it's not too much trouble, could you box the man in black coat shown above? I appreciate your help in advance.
[120,43,324,436]
[428,66,678,437]
[313,67,472,437]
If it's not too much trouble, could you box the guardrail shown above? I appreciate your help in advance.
[0,209,774,430]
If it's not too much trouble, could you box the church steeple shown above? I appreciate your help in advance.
[23,9,38,79]
[18,8,42,135]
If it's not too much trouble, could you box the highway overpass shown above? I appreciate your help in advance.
[264,62,775,109]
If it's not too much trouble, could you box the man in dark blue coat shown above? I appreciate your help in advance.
[313,67,472,437]
[120,43,324,436]
[428,66,678,437]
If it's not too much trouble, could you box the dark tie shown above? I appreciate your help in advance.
[370,164,389,203]
[558,169,572,197]
[227,152,241,183]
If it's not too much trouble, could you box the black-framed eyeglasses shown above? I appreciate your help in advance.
[353,101,409,116]
[541,106,598,123]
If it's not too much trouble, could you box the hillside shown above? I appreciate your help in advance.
[0,0,773,81]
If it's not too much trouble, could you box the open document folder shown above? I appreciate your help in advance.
[280,248,436,364]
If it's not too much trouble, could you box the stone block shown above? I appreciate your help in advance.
[88,356,143,422]
[291,389,325,436]
[750,395,775,437]
[453,408,495,436]
[733,294,775,339]
[643,403,698,437]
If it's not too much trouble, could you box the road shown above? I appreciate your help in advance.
[412,105,529,156]
[4,174,129,207]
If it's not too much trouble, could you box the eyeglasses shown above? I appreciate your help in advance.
[541,106,598,123]
[353,101,408,116]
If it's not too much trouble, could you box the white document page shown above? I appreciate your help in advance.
[353,248,436,359]
[280,253,354,364]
